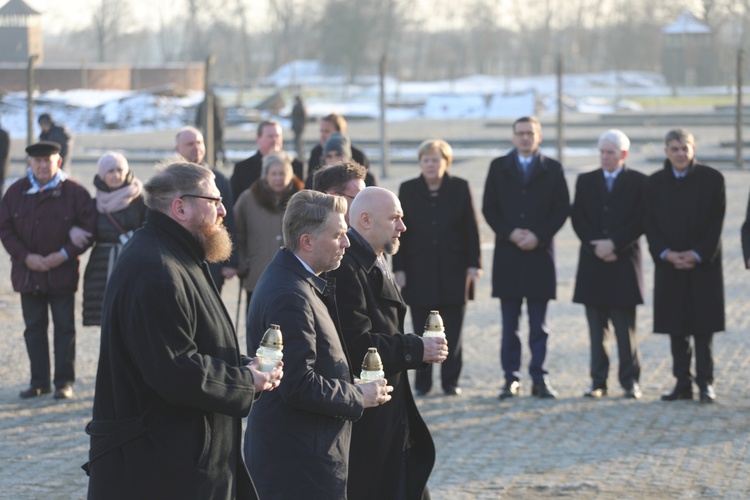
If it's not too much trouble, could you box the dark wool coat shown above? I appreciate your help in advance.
[643,160,725,336]
[82,180,146,326]
[305,143,375,188]
[0,176,95,294]
[393,173,481,307]
[482,150,570,299]
[0,127,9,189]
[571,167,646,306]
[87,210,258,500]
[230,151,303,202]
[742,188,750,268]
[245,248,365,500]
[328,229,435,500]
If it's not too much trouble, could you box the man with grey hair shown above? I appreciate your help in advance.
[87,162,282,498]
[571,129,646,399]
[329,186,445,500]
[245,189,391,499]
[644,128,725,403]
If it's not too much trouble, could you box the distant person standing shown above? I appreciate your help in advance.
[82,152,146,326]
[0,117,9,195]
[482,116,570,400]
[0,141,96,400]
[644,128,725,404]
[38,114,74,171]
[571,130,646,399]
[306,113,373,188]
[231,120,303,201]
[291,95,307,161]
[393,139,482,396]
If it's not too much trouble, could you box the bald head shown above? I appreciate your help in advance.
[349,187,406,256]
[175,126,206,165]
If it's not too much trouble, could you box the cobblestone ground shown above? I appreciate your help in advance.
[1,120,749,498]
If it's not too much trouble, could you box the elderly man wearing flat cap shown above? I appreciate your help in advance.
[0,141,96,400]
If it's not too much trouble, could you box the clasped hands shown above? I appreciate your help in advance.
[590,239,617,262]
[510,228,539,251]
[664,250,698,270]
[24,252,66,271]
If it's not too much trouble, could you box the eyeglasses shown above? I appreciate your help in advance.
[180,193,223,208]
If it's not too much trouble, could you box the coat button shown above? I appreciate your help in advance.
[603,206,609,211]
[521,189,527,195]
[405,354,412,362]
[520,214,525,219]
[603,230,609,235]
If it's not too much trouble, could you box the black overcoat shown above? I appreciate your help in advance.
[87,210,258,500]
[643,160,725,336]
[571,167,646,306]
[328,229,435,500]
[393,173,481,307]
[482,150,570,299]
[245,248,366,500]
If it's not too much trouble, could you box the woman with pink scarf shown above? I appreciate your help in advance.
[82,152,146,326]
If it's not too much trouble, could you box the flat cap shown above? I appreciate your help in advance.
[26,141,61,157]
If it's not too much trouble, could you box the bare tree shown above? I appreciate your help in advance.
[92,0,131,62]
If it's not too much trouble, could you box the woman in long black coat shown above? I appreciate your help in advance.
[82,152,146,326]
[393,139,482,395]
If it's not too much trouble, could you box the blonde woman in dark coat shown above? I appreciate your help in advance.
[393,139,482,396]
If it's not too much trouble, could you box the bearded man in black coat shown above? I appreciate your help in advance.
[86,162,282,499]
[644,129,725,404]
[328,186,446,500]
[572,129,646,400]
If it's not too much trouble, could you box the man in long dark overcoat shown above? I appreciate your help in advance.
[244,190,389,500]
[482,116,570,400]
[572,129,646,399]
[644,128,725,403]
[86,162,282,499]
[328,187,445,500]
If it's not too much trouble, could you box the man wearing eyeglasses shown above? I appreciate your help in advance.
[482,116,570,400]
[86,162,283,499]
[175,126,238,292]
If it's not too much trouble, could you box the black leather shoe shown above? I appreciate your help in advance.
[661,386,693,401]
[531,381,557,399]
[583,386,607,398]
[54,385,74,400]
[498,381,521,400]
[444,387,462,396]
[624,383,642,399]
[699,385,715,403]
[19,386,51,399]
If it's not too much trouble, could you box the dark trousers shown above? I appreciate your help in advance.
[412,304,465,393]
[500,298,549,384]
[670,333,714,389]
[20,292,76,389]
[584,305,640,390]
